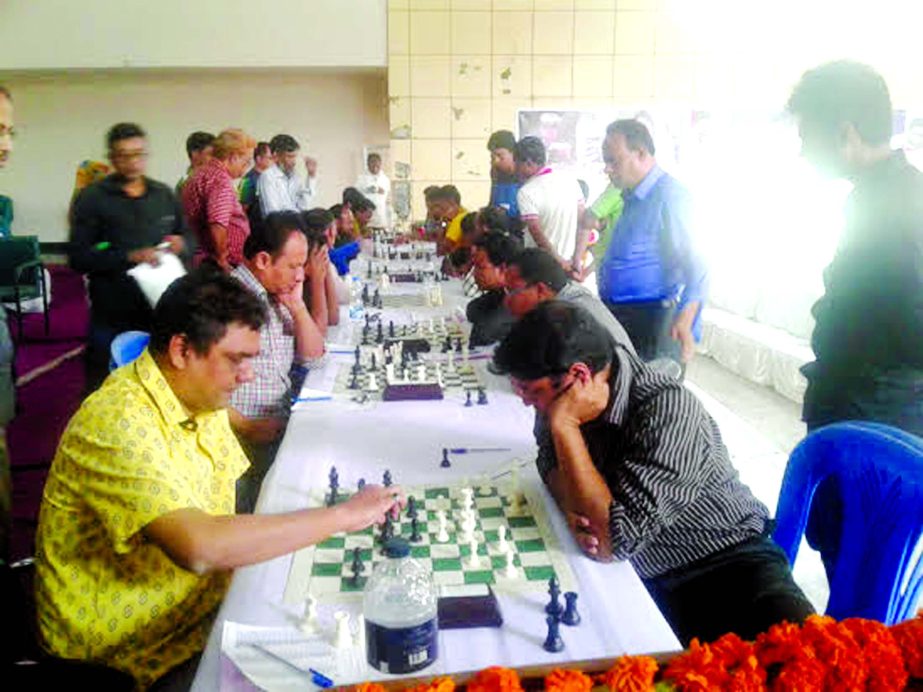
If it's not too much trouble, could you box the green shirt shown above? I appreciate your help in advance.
[589,183,624,261]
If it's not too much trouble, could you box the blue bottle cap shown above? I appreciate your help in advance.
[383,537,411,558]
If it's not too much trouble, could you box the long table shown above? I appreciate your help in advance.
[191,268,680,691]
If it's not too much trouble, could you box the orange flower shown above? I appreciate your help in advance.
[467,666,524,692]
[890,613,923,679]
[663,634,765,691]
[404,676,457,692]
[598,655,659,691]
[841,618,908,691]
[545,668,594,692]
[352,684,386,692]
[754,620,825,691]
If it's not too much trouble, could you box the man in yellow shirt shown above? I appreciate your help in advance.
[35,270,403,689]
[429,185,466,255]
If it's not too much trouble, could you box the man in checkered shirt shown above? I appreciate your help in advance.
[229,211,327,510]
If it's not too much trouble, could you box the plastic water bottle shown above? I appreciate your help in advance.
[348,275,364,321]
[363,538,438,674]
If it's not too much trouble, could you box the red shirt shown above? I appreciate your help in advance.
[182,158,249,267]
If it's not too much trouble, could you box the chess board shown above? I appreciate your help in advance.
[333,361,482,400]
[357,319,468,353]
[284,480,577,604]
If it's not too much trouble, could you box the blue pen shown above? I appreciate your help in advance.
[249,643,335,688]
[309,668,334,688]
[448,447,511,454]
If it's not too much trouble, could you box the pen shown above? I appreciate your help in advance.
[448,447,512,454]
[248,643,335,688]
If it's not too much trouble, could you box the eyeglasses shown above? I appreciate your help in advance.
[0,125,16,138]
[112,150,148,161]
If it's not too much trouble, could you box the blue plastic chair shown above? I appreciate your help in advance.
[329,241,360,276]
[773,421,923,624]
[109,330,150,371]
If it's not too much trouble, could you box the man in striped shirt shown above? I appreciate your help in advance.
[493,301,813,645]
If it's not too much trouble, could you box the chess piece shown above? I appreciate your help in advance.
[367,260,373,279]
[464,390,472,407]
[436,523,450,543]
[462,344,469,364]
[388,320,395,338]
[357,478,366,491]
[376,322,384,344]
[417,364,426,382]
[354,346,361,370]
[410,516,422,542]
[335,611,354,650]
[542,615,565,653]
[545,577,564,617]
[366,372,379,391]
[455,337,462,354]
[383,470,392,487]
[362,284,370,305]
[496,525,509,554]
[349,370,359,390]
[370,353,377,370]
[299,595,318,635]
[440,448,451,468]
[350,547,364,585]
[477,388,488,406]
[561,592,581,626]
[465,537,481,568]
[329,466,339,488]
[407,496,418,518]
[380,514,394,544]
[503,549,517,578]
[477,475,491,496]
[447,351,455,372]
[385,363,395,382]
[442,335,452,353]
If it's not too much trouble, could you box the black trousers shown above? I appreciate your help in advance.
[642,535,815,646]
[604,300,683,366]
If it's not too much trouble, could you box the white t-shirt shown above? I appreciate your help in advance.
[355,171,391,228]
[516,167,584,260]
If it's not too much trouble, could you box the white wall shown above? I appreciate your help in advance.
[0,0,387,70]
[0,69,389,241]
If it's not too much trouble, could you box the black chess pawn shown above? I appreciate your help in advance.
[443,335,452,353]
[361,284,370,305]
[542,615,565,653]
[329,466,339,488]
[380,515,394,544]
[464,390,473,407]
[561,592,581,626]
[455,337,462,353]
[376,322,384,344]
[389,321,395,338]
[350,547,364,585]
[410,516,422,542]
[545,576,563,617]
[349,371,359,390]
[367,261,372,279]
[370,353,378,370]
[383,470,393,487]
[327,486,338,507]
[477,388,488,406]
[357,478,366,491]
[440,448,451,468]
[407,496,417,519]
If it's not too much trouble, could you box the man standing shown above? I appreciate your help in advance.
[493,301,813,646]
[596,120,707,366]
[238,141,272,214]
[514,136,585,270]
[355,152,391,231]
[70,122,189,392]
[183,128,256,270]
[175,131,215,197]
[487,130,520,222]
[35,270,402,689]
[258,134,318,216]
[787,61,923,580]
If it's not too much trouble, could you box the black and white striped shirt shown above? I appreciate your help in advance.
[535,346,768,579]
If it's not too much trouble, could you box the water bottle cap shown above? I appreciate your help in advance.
[383,537,411,558]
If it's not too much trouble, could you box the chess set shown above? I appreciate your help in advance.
[361,280,444,309]
[356,314,469,355]
[283,468,577,607]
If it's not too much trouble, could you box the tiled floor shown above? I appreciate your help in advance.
[686,356,830,613]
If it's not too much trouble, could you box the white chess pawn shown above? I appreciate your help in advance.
[417,364,426,382]
[299,595,318,635]
[334,611,353,649]
[465,537,481,568]
[447,351,456,372]
[435,363,444,387]
[436,523,450,543]
[460,487,474,508]
[496,525,510,554]
[503,550,518,578]
[385,363,395,382]
[477,475,491,496]
[366,372,379,392]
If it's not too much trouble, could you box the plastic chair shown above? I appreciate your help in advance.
[329,241,360,276]
[109,331,150,371]
[773,421,923,624]
[0,236,49,339]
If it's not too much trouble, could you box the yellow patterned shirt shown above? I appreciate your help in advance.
[35,349,249,688]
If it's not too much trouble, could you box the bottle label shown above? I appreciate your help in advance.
[365,617,438,674]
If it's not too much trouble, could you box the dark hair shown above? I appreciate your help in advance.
[185,131,215,157]
[254,141,271,158]
[0,86,11,101]
[243,211,305,260]
[787,60,892,146]
[577,179,589,201]
[367,152,382,164]
[269,133,300,154]
[493,300,614,380]
[487,130,516,152]
[460,212,478,238]
[606,120,655,156]
[149,269,266,357]
[428,184,461,205]
[302,207,334,234]
[423,185,441,201]
[510,248,567,293]
[329,203,345,217]
[449,247,471,269]
[474,231,521,267]
[513,136,546,166]
[477,206,512,234]
[106,122,147,150]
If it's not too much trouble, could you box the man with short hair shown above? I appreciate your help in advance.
[494,301,814,646]
[356,152,391,230]
[302,207,348,313]
[183,128,256,270]
[35,270,403,689]
[787,61,923,581]
[514,136,585,269]
[258,134,318,216]
[175,131,215,197]
[466,231,521,347]
[597,119,707,367]
[488,130,520,221]
[238,141,272,214]
[70,122,190,393]
[430,185,466,254]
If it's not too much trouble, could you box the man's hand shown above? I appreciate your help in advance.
[340,485,406,533]
[128,247,161,266]
[306,245,329,283]
[163,234,185,255]
[566,511,606,559]
[547,373,607,431]
[670,321,695,363]
[305,156,318,178]
[277,276,307,314]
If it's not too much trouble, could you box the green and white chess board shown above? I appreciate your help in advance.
[284,480,577,604]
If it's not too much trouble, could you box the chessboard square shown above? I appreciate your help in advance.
[432,557,463,572]
[310,576,343,594]
[506,516,537,529]
[490,554,518,569]
[433,571,465,586]
[518,551,551,567]
[429,544,460,559]
[340,576,368,593]
[479,517,504,532]
[475,496,502,508]
[314,548,346,564]
[425,488,450,500]
[317,536,346,550]
[515,538,547,553]
[509,527,541,543]
[344,535,375,550]
[524,565,557,582]
[411,545,431,559]
[477,507,504,519]
[463,570,495,585]
[482,529,499,543]
[311,562,343,577]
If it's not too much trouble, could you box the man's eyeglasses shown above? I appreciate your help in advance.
[0,125,16,139]
[112,150,148,162]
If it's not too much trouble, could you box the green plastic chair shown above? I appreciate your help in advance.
[0,236,48,340]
